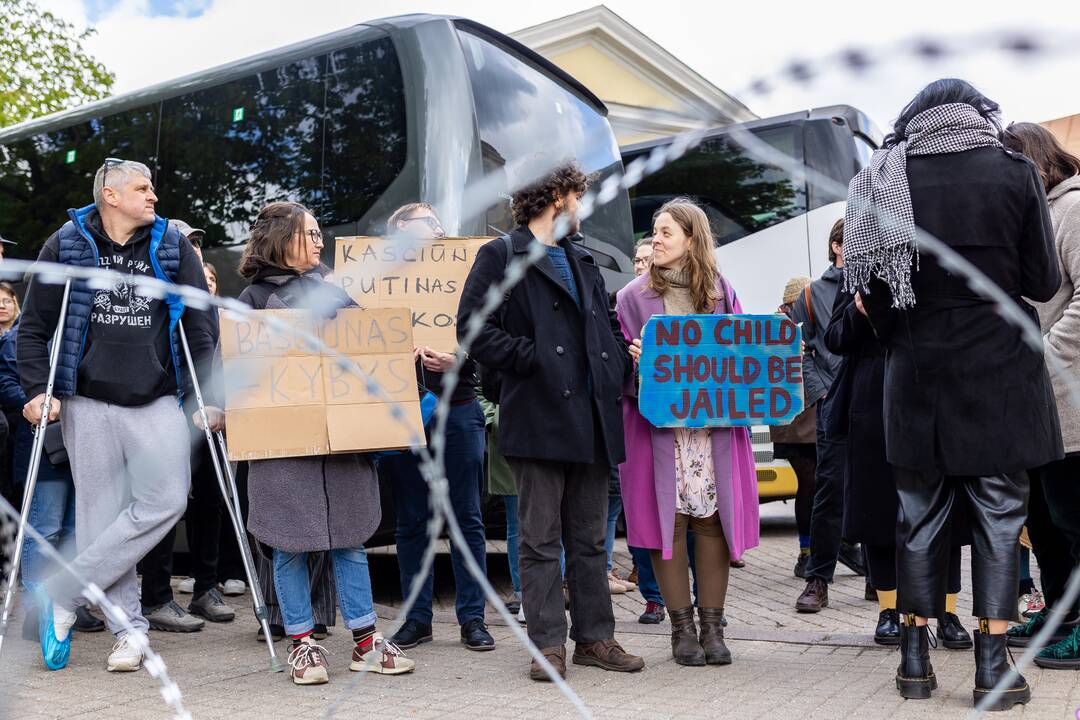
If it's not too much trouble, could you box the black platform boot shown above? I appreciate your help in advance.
[973,631,1031,711]
[896,620,937,699]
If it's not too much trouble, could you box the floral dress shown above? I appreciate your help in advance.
[675,428,717,517]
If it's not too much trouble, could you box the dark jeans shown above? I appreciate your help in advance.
[805,402,847,582]
[865,543,962,596]
[139,524,178,609]
[386,399,487,626]
[184,442,225,597]
[509,448,614,649]
[1030,454,1080,617]
[895,468,1028,621]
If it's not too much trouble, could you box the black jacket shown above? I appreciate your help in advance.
[790,264,844,406]
[824,290,895,545]
[863,146,1063,475]
[456,226,630,465]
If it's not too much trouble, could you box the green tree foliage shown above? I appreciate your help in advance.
[0,0,114,128]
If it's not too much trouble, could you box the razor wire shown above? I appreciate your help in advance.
[0,27,1078,719]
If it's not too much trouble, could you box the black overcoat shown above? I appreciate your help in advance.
[457,226,630,466]
[825,290,896,545]
[862,147,1063,475]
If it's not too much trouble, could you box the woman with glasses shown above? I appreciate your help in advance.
[231,201,415,686]
[0,284,19,336]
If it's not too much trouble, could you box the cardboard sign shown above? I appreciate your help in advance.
[219,307,425,461]
[334,236,491,353]
[638,314,804,428]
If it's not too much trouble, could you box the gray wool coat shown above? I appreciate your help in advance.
[1037,175,1080,454]
[239,268,381,553]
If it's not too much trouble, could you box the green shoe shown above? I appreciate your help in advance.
[1034,626,1080,669]
[1005,609,1071,648]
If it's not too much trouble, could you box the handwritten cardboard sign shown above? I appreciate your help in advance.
[219,307,425,461]
[638,314,804,428]
[334,236,492,353]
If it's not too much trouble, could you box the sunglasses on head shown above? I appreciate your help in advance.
[101,157,125,185]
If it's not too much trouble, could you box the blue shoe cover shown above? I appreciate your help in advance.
[33,586,70,671]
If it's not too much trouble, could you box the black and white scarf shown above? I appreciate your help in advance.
[842,102,1002,308]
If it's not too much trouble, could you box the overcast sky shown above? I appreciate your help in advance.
[33,0,1080,134]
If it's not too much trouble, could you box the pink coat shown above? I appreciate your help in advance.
[614,273,760,561]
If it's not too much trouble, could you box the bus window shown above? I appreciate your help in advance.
[627,125,806,247]
[457,29,632,267]
[321,34,408,237]
[156,55,326,247]
[0,106,158,257]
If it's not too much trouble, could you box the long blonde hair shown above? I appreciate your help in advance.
[647,198,721,312]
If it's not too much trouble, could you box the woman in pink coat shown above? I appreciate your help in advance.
[616,198,759,667]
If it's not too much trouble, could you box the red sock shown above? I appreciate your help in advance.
[353,626,376,649]
[290,630,313,645]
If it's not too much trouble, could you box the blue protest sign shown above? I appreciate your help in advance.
[637,314,804,428]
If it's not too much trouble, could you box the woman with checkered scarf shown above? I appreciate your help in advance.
[849,79,1061,711]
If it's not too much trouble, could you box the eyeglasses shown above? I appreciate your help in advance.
[101,157,125,185]
[0,299,15,308]
[633,257,650,266]
[404,215,443,232]
[305,229,324,246]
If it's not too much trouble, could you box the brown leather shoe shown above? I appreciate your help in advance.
[796,578,829,613]
[529,645,567,681]
[572,638,645,673]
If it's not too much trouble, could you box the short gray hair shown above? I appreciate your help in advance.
[93,160,152,209]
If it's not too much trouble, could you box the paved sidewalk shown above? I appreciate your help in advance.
[4,503,1078,720]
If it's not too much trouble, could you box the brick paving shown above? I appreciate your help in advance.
[3,503,1077,720]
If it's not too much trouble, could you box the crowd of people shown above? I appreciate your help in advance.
[1,76,1078,711]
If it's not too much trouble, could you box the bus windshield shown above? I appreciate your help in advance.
[625,124,805,246]
[457,29,633,277]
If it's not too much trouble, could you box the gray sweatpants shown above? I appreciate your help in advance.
[49,395,190,636]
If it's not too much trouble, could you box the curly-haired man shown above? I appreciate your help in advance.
[458,162,644,680]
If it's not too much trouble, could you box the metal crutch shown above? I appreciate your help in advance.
[0,279,73,658]
[177,319,282,672]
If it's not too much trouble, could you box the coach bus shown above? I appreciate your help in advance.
[0,14,634,297]
[622,107,882,502]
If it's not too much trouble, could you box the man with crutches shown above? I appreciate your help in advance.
[15,159,217,672]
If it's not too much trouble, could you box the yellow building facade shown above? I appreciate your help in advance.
[512,6,755,146]
[1043,113,1080,158]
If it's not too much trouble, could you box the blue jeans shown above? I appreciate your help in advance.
[21,478,77,601]
[605,493,622,572]
[502,495,521,595]
[629,535,699,606]
[272,547,377,636]
[386,399,487,625]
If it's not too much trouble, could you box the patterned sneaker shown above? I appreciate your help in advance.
[1034,625,1080,669]
[350,632,416,675]
[287,637,330,685]
[1020,590,1046,618]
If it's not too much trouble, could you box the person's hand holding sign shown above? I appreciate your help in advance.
[420,346,457,373]
[628,338,643,363]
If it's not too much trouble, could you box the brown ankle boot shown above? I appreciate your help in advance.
[698,608,732,665]
[668,607,706,666]
[529,645,566,681]
[572,638,645,672]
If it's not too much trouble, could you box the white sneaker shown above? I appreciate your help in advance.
[517,605,526,625]
[107,634,144,672]
[176,578,195,594]
[220,579,246,597]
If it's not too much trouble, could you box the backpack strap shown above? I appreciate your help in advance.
[803,284,815,333]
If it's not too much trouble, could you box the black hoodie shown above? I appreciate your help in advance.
[19,210,217,407]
